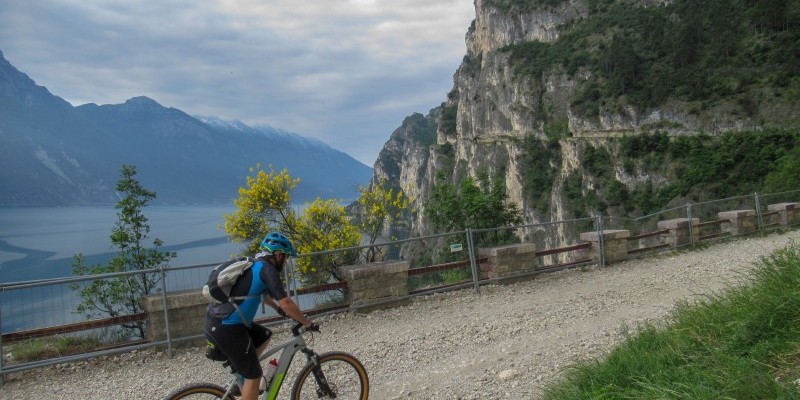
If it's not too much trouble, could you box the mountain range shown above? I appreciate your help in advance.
[0,50,373,206]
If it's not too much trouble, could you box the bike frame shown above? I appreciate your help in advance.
[223,325,318,400]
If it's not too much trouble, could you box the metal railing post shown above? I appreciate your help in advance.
[596,215,606,268]
[687,203,695,246]
[466,229,481,294]
[158,266,173,358]
[284,262,298,306]
[1,290,5,387]
[754,192,764,230]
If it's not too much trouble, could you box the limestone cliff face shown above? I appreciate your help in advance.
[373,112,437,196]
[370,0,780,236]
[377,0,585,233]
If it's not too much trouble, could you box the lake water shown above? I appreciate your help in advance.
[0,205,332,334]
[0,205,243,283]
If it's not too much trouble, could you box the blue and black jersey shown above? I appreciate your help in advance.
[208,257,287,325]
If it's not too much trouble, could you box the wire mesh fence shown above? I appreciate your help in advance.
[759,190,800,229]
[1,189,799,381]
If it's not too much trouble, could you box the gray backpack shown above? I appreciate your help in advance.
[202,257,258,325]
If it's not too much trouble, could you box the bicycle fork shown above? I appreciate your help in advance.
[302,349,336,398]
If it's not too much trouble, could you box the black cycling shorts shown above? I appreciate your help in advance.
[204,317,272,379]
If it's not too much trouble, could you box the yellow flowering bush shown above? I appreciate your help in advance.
[357,179,412,262]
[223,167,414,284]
[223,164,300,254]
[293,198,361,285]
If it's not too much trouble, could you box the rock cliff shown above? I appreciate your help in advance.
[370,0,798,237]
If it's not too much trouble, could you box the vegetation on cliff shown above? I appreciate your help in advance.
[529,128,800,219]
[376,0,800,233]
[501,0,799,120]
[489,0,800,219]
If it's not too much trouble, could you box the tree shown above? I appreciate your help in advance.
[603,35,641,97]
[764,147,800,193]
[224,164,362,284]
[425,168,523,246]
[71,165,176,339]
[357,179,412,262]
[223,164,300,254]
[225,165,418,284]
[292,198,362,285]
[425,170,461,231]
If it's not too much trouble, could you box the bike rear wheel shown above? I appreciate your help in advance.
[290,351,369,400]
[163,383,234,400]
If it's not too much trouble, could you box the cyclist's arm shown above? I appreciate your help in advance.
[262,295,285,316]
[259,263,313,327]
[277,297,313,328]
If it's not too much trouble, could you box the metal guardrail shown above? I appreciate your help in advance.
[1,189,798,383]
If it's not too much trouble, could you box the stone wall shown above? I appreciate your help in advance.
[143,290,207,347]
[657,218,699,247]
[719,210,757,236]
[337,260,409,312]
[768,203,799,226]
[144,202,800,345]
[579,230,630,263]
[477,243,537,280]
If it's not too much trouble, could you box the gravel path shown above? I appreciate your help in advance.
[2,230,798,400]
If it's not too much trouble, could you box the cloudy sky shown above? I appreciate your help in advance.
[0,0,475,166]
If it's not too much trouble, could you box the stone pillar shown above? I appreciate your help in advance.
[338,260,409,312]
[477,243,537,280]
[718,210,757,236]
[579,230,630,263]
[657,218,699,247]
[144,290,208,347]
[768,202,799,227]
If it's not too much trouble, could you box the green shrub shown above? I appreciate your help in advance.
[542,244,800,399]
[504,0,800,117]
[440,102,458,136]
[519,135,561,214]
[7,336,100,362]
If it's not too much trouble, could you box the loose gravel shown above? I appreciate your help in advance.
[2,230,798,400]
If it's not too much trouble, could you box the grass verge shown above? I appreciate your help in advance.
[4,335,100,363]
[542,243,800,400]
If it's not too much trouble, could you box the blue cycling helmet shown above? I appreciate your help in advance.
[260,231,297,256]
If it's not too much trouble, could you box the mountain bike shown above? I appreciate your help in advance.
[164,323,369,399]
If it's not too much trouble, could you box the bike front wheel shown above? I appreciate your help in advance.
[291,351,369,400]
[163,382,234,400]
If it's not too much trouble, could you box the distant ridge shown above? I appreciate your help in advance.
[0,51,373,206]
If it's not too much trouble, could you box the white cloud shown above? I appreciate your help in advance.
[0,0,475,165]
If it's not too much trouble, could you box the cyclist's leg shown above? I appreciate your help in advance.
[239,324,274,400]
[208,321,263,374]
[250,323,273,356]
[240,378,261,400]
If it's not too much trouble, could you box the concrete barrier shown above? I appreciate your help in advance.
[768,203,799,226]
[658,218,699,247]
[580,230,630,263]
[478,243,537,280]
[143,290,207,347]
[719,210,757,235]
[338,260,409,312]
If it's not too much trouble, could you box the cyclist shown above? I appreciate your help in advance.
[204,231,315,400]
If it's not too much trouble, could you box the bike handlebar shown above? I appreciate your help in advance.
[291,322,320,336]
